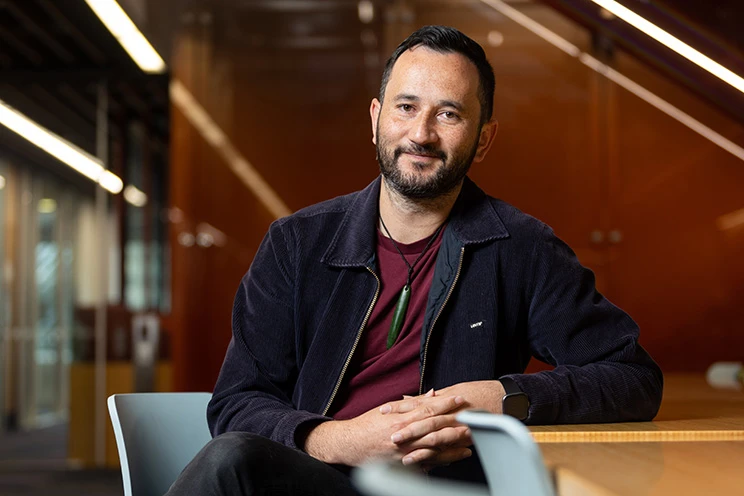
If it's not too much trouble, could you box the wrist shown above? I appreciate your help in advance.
[303,420,352,465]
[489,380,506,413]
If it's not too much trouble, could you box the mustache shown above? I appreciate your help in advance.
[394,143,446,161]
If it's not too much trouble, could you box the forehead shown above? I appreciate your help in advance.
[385,46,480,107]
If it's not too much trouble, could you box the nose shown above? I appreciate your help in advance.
[408,112,438,146]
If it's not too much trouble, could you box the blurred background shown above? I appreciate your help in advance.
[0,0,742,493]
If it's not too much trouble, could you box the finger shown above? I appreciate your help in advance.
[399,426,472,450]
[402,447,472,466]
[403,389,435,404]
[379,397,421,414]
[402,388,433,401]
[392,414,463,444]
[381,394,462,415]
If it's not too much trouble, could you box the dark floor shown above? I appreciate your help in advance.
[0,423,123,496]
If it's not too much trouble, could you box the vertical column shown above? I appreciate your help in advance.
[17,168,33,429]
[94,81,109,467]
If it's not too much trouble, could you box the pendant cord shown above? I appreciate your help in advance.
[379,215,446,287]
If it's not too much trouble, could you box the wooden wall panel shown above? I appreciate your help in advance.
[169,27,276,392]
[168,2,744,392]
[604,49,744,371]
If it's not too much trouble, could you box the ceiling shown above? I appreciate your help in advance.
[0,0,168,188]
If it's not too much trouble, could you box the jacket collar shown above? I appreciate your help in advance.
[321,175,509,268]
[449,176,510,245]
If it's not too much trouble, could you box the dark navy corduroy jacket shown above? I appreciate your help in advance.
[207,175,663,465]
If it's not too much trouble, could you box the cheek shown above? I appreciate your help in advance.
[443,131,475,152]
[376,123,402,146]
[379,113,412,134]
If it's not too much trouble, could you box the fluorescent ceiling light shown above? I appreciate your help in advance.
[0,98,124,193]
[589,0,744,94]
[123,184,148,207]
[84,0,166,74]
[100,170,124,194]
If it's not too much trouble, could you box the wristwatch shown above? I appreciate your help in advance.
[500,377,530,421]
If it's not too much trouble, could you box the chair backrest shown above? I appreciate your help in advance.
[354,412,554,496]
[107,392,213,496]
[353,461,491,496]
[456,410,556,496]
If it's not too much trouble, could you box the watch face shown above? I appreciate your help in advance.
[504,393,530,420]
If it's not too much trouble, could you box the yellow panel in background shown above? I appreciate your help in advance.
[68,361,173,468]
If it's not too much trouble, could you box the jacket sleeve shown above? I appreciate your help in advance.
[207,220,329,448]
[502,225,664,424]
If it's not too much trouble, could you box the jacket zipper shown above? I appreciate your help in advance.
[322,266,381,416]
[419,246,465,394]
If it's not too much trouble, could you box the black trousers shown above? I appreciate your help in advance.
[164,432,361,496]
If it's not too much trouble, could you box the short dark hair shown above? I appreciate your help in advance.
[379,25,495,124]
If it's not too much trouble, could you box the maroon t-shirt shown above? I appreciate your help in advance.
[329,226,444,420]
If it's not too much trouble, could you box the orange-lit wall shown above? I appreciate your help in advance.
[168,6,744,391]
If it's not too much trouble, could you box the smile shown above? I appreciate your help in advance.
[403,152,441,161]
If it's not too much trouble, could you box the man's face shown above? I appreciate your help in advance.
[370,47,496,200]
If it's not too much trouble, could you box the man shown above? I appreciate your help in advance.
[167,25,662,495]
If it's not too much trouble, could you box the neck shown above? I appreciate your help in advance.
[378,176,461,244]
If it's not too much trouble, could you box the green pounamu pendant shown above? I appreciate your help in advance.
[387,284,411,349]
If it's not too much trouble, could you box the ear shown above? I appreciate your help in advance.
[370,98,381,145]
[472,119,499,164]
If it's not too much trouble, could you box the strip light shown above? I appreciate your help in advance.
[0,98,124,193]
[84,0,166,74]
[589,0,744,94]
[479,0,744,163]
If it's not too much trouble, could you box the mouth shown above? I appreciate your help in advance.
[399,148,445,162]
[403,152,440,160]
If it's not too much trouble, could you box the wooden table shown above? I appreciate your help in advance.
[529,374,744,495]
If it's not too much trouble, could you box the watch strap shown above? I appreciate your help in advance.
[500,376,521,395]
[500,376,529,421]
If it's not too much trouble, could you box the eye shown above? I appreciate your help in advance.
[398,104,414,112]
[440,111,460,121]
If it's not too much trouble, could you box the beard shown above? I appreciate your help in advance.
[376,125,480,201]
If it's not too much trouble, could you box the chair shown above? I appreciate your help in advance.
[107,392,213,496]
[457,410,555,496]
[353,411,555,496]
[353,461,491,496]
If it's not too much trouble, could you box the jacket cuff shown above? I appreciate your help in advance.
[500,372,560,425]
[275,410,332,450]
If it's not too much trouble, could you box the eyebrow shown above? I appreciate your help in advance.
[438,100,464,112]
[393,94,465,112]
[393,94,420,102]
